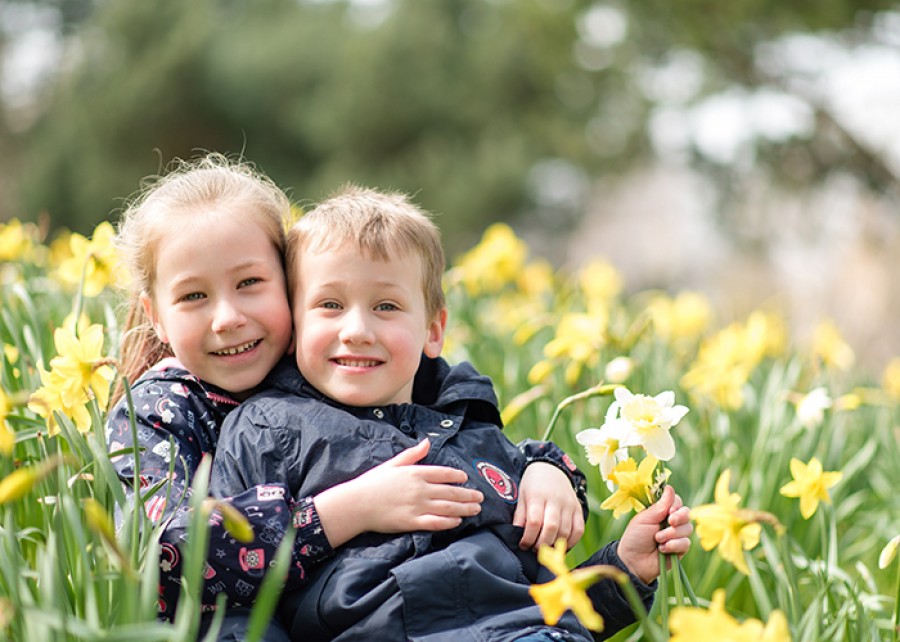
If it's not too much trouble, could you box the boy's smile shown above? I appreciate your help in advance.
[292,241,445,407]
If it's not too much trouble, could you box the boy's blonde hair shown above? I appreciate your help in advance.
[286,185,446,319]
[113,153,291,400]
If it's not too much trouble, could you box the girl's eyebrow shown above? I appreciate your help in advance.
[169,259,273,289]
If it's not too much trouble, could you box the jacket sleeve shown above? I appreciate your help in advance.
[580,541,656,640]
[156,488,332,618]
[517,438,589,518]
[106,376,216,526]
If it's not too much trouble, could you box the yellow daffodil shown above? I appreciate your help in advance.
[0,454,70,505]
[669,589,791,642]
[682,310,785,410]
[451,223,528,296]
[529,539,608,632]
[600,455,659,518]
[500,385,547,427]
[517,258,556,298]
[691,470,775,575]
[0,388,13,455]
[789,387,832,429]
[779,457,842,520]
[27,323,115,435]
[3,344,18,364]
[0,219,38,263]
[203,497,253,544]
[46,324,114,411]
[811,319,854,372]
[647,291,713,347]
[52,221,119,296]
[542,312,608,385]
[578,258,622,313]
[28,367,93,434]
[527,358,555,385]
[883,357,900,400]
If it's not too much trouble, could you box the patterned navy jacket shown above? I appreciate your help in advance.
[106,356,588,620]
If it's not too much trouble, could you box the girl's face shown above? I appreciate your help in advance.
[143,211,292,398]
[292,241,445,407]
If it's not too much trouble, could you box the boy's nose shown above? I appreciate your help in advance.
[339,308,375,344]
[211,299,247,333]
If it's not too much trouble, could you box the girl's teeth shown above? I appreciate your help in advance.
[215,340,259,356]
[337,359,378,367]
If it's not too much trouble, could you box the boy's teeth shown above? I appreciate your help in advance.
[336,358,378,367]
[214,340,259,356]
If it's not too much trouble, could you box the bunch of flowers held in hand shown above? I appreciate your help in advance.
[575,386,689,515]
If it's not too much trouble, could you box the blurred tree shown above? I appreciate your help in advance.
[2,0,898,253]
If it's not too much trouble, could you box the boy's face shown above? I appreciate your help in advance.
[143,212,293,398]
[291,241,445,407]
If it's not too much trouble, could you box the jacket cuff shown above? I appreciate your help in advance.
[520,439,589,518]
[291,496,334,563]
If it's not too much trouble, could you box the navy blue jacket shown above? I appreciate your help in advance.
[209,358,653,642]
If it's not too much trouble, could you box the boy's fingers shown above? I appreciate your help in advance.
[415,465,472,485]
[384,439,431,467]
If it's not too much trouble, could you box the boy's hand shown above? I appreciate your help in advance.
[617,485,692,585]
[513,462,585,551]
[315,439,483,547]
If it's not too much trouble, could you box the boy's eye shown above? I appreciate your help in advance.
[375,302,399,312]
[238,277,261,288]
[322,301,342,310]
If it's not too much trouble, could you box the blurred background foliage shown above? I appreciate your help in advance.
[1,0,897,251]
[3,0,900,370]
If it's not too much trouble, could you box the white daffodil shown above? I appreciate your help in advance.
[604,356,633,384]
[879,534,900,569]
[610,387,688,461]
[794,387,832,428]
[575,415,630,489]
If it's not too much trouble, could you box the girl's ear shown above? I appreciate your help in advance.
[140,293,168,344]
[423,307,447,359]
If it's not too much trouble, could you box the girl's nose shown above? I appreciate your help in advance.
[211,298,247,333]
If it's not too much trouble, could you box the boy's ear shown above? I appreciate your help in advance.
[140,293,168,344]
[423,307,447,359]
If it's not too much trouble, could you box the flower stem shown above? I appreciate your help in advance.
[657,549,669,625]
[676,558,698,607]
[615,575,666,642]
[893,559,900,642]
[540,383,620,441]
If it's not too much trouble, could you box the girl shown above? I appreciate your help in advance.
[107,154,589,641]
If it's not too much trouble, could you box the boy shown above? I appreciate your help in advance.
[209,186,691,641]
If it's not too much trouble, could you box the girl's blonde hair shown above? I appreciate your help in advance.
[286,185,446,320]
[113,153,291,402]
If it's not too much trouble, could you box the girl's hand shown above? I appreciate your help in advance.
[315,440,483,547]
[513,462,585,551]
[617,485,693,584]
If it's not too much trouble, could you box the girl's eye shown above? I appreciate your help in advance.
[375,302,398,312]
[181,292,205,302]
[239,277,261,288]
[322,301,341,310]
